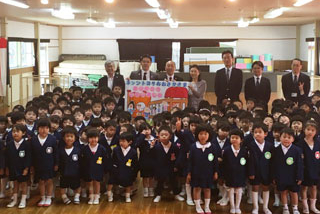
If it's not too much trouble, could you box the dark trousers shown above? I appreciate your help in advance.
[155,173,180,196]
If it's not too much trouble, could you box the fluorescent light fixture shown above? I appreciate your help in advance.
[238,19,249,28]
[167,18,178,28]
[41,0,48,4]
[86,17,98,24]
[145,0,160,8]
[264,8,285,19]
[103,20,116,28]
[51,6,75,19]
[249,17,260,24]
[294,0,313,6]
[0,0,29,8]
[157,8,170,19]
[105,0,114,3]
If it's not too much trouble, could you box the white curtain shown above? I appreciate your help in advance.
[0,38,7,96]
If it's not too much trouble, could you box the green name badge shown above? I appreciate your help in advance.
[208,153,214,161]
[240,157,246,165]
[286,157,294,165]
[264,151,271,159]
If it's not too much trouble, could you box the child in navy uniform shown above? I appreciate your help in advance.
[5,124,31,209]
[187,124,218,214]
[81,128,107,205]
[111,132,138,203]
[59,126,81,205]
[0,137,5,199]
[152,125,185,203]
[136,122,156,198]
[248,123,273,214]
[31,118,58,207]
[272,127,303,214]
[298,120,320,214]
[222,129,247,214]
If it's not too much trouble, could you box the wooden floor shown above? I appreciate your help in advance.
[0,177,289,214]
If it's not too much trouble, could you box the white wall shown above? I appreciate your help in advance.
[40,24,59,62]
[62,26,297,61]
[300,23,314,61]
[7,20,35,38]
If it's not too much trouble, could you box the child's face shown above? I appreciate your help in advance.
[71,105,80,112]
[119,119,130,127]
[233,101,243,110]
[0,122,6,132]
[279,116,290,127]
[305,125,317,138]
[280,133,294,147]
[16,119,26,126]
[12,128,24,142]
[25,111,37,123]
[182,117,189,129]
[63,119,74,128]
[210,119,218,130]
[106,102,116,112]
[101,116,111,123]
[246,101,255,111]
[106,126,116,137]
[134,119,145,130]
[38,108,48,118]
[240,120,250,131]
[51,122,60,131]
[143,128,151,136]
[80,132,87,142]
[198,131,209,144]
[38,126,49,138]
[92,103,102,115]
[52,95,59,103]
[291,121,303,132]
[64,109,72,115]
[218,128,229,140]
[230,135,242,147]
[120,139,131,149]
[74,112,84,124]
[64,133,75,148]
[227,117,234,124]
[52,109,63,118]
[200,113,210,122]
[189,123,197,134]
[263,117,273,130]
[312,95,320,105]
[113,86,122,97]
[120,126,128,135]
[159,130,171,145]
[73,90,82,100]
[88,136,99,147]
[58,101,67,109]
[273,131,281,140]
[273,112,282,121]
[253,128,267,144]
[300,104,311,113]
[49,102,55,112]
[85,109,93,119]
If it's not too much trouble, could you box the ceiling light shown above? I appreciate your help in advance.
[157,8,170,19]
[264,8,285,19]
[238,19,249,28]
[86,17,98,24]
[249,17,260,24]
[105,0,114,3]
[51,6,75,19]
[0,0,29,8]
[41,0,48,4]
[167,18,179,28]
[294,0,313,6]
[145,0,160,8]
[104,19,116,28]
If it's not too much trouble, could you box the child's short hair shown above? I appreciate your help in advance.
[119,132,134,142]
[272,122,285,132]
[246,98,256,104]
[103,120,117,129]
[86,128,100,138]
[82,103,93,111]
[37,118,51,129]
[290,115,304,125]
[158,125,173,136]
[49,115,61,124]
[57,96,69,105]
[25,106,38,117]
[90,118,103,128]
[62,92,73,100]
[271,107,284,115]
[280,127,295,138]
[0,115,7,123]
[61,115,76,125]
[62,126,78,138]
[12,124,27,133]
[134,116,146,122]
[195,124,213,142]
[139,122,152,133]
[53,86,63,94]
[264,114,274,122]
[217,120,231,132]
[13,105,25,112]
[101,111,112,118]
[51,106,63,114]
[92,98,102,106]
[72,86,82,93]
[229,128,244,140]
[104,97,116,105]
[71,102,81,108]
[73,108,85,116]
[121,124,134,133]
[189,116,202,126]
[11,112,25,124]
[304,120,318,131]
[252,122,268,133]
[80,126,91,135]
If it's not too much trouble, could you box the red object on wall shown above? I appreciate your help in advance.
[165,87,188,98]
[0,38,7,48]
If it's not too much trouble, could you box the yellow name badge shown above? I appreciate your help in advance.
[126,159,132,167]
[96,157,102,165]
[111,145,117,150]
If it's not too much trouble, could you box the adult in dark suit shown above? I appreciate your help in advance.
[214,50,243,105]
[281,58,310,104]
[159,61,184,81]
[129,54,159,80]
[244,61,271,111]
[98,61,125,95]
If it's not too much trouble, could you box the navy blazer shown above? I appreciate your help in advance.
[272,144,304,185]
[5,139,31,177]
[136,134,156,170]
[211,137,230,158]
[98,73,125,95]
[58,146,81,178]
[129,70,159,80]
[244,76,271,108]
[99,134,119,157]
[281,72,310,103]
[158,73,184,81]
[221,145,248,187]
[6,128,34,144]
[0,140,5,169]
[247,140,274,183]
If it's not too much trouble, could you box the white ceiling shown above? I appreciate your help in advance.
[0,0,319,26]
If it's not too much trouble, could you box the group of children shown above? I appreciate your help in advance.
[1,85,320,214]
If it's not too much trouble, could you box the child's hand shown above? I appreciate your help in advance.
[213,172,218,181]
[30,167,34,174]
[176,118,182,132]
[174,167,178,172]
[150,139,157,147]
[186,173,191,183]
[54,165,58,172]
[297,180,302,185]
[249,175,255,180]
[22,168,28,176]
[218,157,222,162]
[141,130,146,135]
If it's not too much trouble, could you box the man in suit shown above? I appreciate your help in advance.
[159,61,183,81]
[214,50,243,104]
[244,61,271,111]
[129,54,159,80]
[98,61,125,95]
[281,58,310,104]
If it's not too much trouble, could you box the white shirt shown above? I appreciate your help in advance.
[105,135,113,146]
[75,124,83,132]
[83,119,91,126]
[274,140,281,148]
[255,139,265,152]
[145,135,155,145]
[231,145,240,157]
[108,74,114,89]
[254,75,262,85]
[79,139,87,146]
[141,70,150,80]
[167,74,175,81]
[113,95,120,103]
[14,139,24,150]
[26,123,35,131]
[217,137,226,149]
[292,72,300,82]
[196,141,211,152]
[89,144,98,153]
[161,142,171,153]
[121,146,131,156]
[38,135,48,146]
[281,144,292,155]
[244,131,251,137]
[65,147,74,156]
[92,113,101,118]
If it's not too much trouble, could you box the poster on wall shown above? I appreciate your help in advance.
[0,38,7,96]
[125,80,190,120]
[69,74,102,89]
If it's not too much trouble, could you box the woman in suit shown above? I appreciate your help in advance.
[188,64,207,111]
[244,61,271,111]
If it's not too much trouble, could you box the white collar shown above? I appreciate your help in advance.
[225,67,232,71]
[254,75,262,79]
[217,137,226,144]
[145,135,155,142]
[281,144,292,154]
[121,146,131,156]
[14,139,24,145]
[292,72,300,79]
[167,74,174,79]
[161,141,171,149]
[79,139,87,145]
[108,74,114,79]
[92,113,101,118]
[254,139,265,152]
[231,145,240,153]
[89,144,98,153]
[196,141,211,151]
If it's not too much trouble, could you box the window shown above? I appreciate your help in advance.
[172,42,181,70]
[307,41,315,75]
[9,41,35,69]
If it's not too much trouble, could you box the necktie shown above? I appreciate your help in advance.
[226,68,230,82]
[143,72,147,80]
[256,77,260,87]
[169,77,172,81]
[235,151,238,157]
[294,75,298,84]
